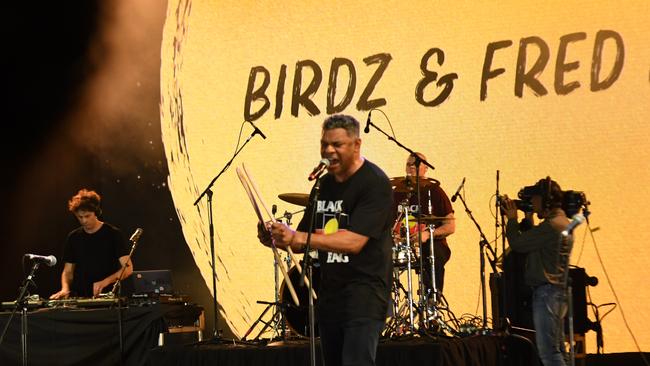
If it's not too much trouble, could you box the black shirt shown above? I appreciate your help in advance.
[392,180,453,264]
[298,159,393,323]
[63,223,129,297]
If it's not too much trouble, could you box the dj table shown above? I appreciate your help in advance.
[0,302,200,366]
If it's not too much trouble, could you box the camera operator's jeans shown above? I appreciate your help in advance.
[533,283,568,366]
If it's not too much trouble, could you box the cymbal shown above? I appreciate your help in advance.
[278,193,309,206]
[390,176,439,193]
[418,215,455,224]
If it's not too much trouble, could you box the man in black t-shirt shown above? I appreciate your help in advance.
[261,114,393,366]
[50,189,132,299]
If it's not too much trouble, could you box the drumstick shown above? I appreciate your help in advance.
[236,167,301,307]
[241,163,276,223]
[241,163,317,301]
[236,167,265,224]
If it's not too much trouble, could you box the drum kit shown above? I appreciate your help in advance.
[385,176,457,337]
[242,174,458,342]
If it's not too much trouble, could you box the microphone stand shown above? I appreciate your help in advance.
[412,155,427,328]
[299,176,321,366]
[108,229,142,366]
[454,190,497,332]
[365,119,435,171]
[193,127,263,342]
[495,170,509,330]
[365,117,435,331]
[0,261,42,366]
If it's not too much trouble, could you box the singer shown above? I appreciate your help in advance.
[257,114,393,366]
[392,152,455,300]
[50,189,133,299]
[501,178,574,366]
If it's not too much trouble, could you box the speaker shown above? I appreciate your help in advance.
[567,267,597,334]
[492,257,595,334]
[491,251,534,330]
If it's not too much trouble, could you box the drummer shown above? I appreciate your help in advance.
[392,152,455,299]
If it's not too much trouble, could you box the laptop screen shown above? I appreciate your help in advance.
[132,270,173,295]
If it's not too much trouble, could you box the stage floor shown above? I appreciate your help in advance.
[147,333,539,366]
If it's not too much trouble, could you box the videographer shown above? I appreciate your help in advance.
[501,177,573,366]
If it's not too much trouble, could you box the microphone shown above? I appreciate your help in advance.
[308,159,330,181]
[450,177,466,203]
[247,120,267,139]
[562,214,586,237]
[364,111,371,133]
[129,228,144,243]
[24,254,57,267]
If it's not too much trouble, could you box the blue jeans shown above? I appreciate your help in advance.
[532,284,568,366]
[319,317,385,366]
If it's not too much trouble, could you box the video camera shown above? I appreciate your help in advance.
[561,190,589,217]
[500,184,589,217]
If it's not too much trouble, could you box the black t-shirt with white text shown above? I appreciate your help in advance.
[298,159,393,323]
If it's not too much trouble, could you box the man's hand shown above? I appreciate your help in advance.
[257,221,273,247]
[270,222,296,249]
[501,195,518,220]
[93,279,109,297]
[49,289,70,300]
[394,223,431,243]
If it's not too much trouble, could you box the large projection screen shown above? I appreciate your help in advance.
[160,0,650,352]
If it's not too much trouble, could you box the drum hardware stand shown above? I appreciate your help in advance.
[422,224,442,332]
[384,267,405,337]
[400,205,418,332]
[384,274,413,337]
[0,259,44,366]
[241,300,288,342]
[273,206,289,340]
[411,155,427,328]
[404,154,437,331]
[386,203,415,337]
[193,121,265,343]
[384,265,425,338]
[416,224,451,336]
[241,257,289,342]
[453,182,498,333]
[242,210,291,343]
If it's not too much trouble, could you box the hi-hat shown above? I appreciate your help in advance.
[278,193,309,206]
[418,215,455,224]
[390,176,439,193]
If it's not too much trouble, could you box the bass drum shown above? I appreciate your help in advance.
[280,263,320,338]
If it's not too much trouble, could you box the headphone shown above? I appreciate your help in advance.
[543,176,553,210]
[537,176,562,210]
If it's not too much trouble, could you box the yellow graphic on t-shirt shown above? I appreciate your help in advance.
[402,215,417,230]
[324,217,338,234]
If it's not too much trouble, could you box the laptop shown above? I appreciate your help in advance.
[132,270,174,295]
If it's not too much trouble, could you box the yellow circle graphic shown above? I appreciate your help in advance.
[324,217,339,235]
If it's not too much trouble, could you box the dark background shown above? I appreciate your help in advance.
[1,1,220,335]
